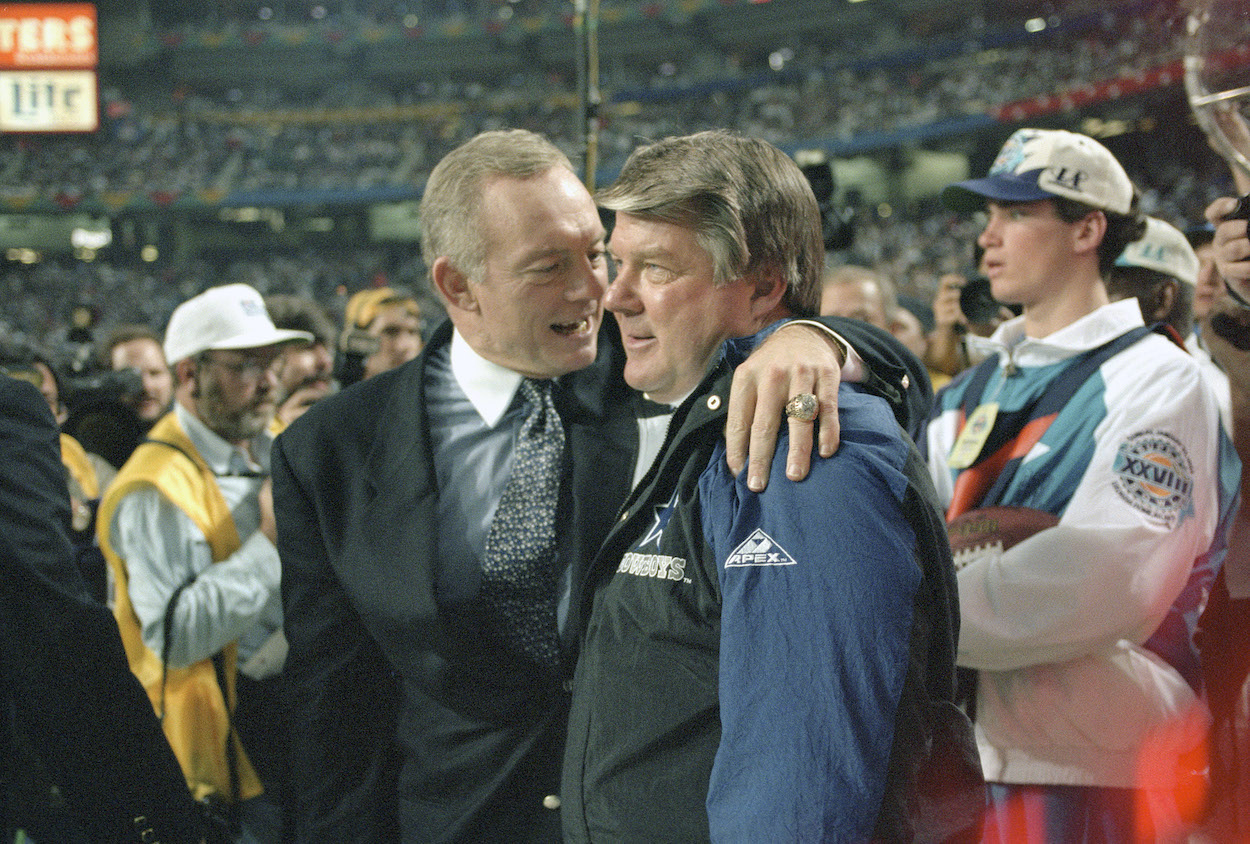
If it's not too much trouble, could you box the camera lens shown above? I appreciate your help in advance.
[959,279,1000,324]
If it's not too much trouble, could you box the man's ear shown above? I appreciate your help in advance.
[175,357,198,399]
[749,270,788,319]
[1072,210,1108,256]
[175,357,196,385]
[1151,279,1178,323]
[431,256,478,313]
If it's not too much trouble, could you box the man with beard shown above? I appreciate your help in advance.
[98,283,311,842]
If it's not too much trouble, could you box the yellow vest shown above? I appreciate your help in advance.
[59,432,99,499]
[97,411,262,802]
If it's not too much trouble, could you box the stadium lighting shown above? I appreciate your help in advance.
[70,227,111,250]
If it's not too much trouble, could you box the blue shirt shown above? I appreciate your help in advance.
[425,329,575,634]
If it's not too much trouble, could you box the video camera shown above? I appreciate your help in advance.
[959,277,1021,325]
[797,153,855,252]
[60,366,144,416]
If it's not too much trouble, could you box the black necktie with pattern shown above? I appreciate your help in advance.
[480,377,565,666]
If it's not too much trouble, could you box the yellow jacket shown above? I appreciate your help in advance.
[97,412,262,802]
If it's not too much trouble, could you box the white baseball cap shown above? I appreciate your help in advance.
[164,283,313,365]
[942,128,1135,216]
[1114,217,1199,286]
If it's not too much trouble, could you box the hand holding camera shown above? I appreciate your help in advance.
[1205,194,1250,311]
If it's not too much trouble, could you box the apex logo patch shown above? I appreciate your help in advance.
[1111,430,1194,528]
[725,529,797,568]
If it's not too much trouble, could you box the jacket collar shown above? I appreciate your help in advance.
[361,317,628,496]
[968,298,1145,368]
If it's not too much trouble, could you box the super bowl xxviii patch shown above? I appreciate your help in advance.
[1111,430,1194,528]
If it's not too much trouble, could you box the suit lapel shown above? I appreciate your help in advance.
[347,319,638,659]
[351,325,448,655]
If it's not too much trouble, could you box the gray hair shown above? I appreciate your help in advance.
[420,129,577,283]
[596,130,822,316]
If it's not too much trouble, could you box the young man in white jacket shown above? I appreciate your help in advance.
[924,128,1239,842]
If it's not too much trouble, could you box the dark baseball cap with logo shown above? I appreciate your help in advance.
[941,128,1134,215]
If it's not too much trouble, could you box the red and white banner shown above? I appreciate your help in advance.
[0,5,97,132]
[0,4,97,69]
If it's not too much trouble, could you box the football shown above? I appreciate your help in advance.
[946,506,1060,571]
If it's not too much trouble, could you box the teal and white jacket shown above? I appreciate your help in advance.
[923,298,1240,788]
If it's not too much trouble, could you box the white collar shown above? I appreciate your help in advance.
[1185,331,1204,357]
[449,328,525,428]
[969,299,1145,367]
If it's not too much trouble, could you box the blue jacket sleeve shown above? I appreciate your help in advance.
[700,387,922,842]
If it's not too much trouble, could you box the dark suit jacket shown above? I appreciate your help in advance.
[273,319,636,842]
[272,316,924,843]
[0,376,202,844]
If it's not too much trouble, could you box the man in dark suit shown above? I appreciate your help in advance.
[272,129,923,842]
[0,374,204,843]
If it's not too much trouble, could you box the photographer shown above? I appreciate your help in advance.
[264,294,337,431]
[335,286,423,388]
[64,326,173,471]
[105,326,175,429]
[925,269,1019,380]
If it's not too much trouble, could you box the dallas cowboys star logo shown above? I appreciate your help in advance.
[639,489,680,549]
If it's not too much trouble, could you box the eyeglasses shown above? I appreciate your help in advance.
[200,353,279,380]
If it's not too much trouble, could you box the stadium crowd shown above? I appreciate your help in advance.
[0,152,1234,358]
[0,0,1217,204]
